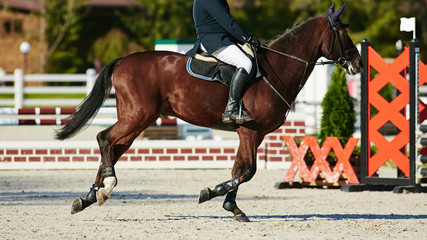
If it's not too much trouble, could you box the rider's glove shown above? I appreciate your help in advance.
[248,36,261,48]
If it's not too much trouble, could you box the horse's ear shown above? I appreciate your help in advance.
[332,2,347,19]
[327,2,336,15]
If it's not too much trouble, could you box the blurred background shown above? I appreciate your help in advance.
[0,0,425,74]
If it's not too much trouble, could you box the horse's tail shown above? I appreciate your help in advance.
[55,57,122,140]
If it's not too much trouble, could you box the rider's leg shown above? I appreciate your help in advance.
[208,44,253,74]
[222,67,251,123]
[209,44,253,123]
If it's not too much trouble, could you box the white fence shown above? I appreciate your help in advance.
[0,68,116,108]
[0,66,360,135]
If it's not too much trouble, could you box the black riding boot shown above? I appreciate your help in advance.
[222,68,253,124]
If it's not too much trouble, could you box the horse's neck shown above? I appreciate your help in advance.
[269,16,326,64]
[263,16,327,100]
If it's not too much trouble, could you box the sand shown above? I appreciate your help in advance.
[1,168,426,240]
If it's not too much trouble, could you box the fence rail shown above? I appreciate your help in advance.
[0,68,116,108]
[0,107,191,126]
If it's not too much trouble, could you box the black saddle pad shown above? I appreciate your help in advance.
[186,57,234,86]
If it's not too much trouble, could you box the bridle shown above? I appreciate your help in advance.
[324,13,359,68]
[255,14,359,110]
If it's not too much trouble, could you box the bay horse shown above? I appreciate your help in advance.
[56,3,362,222]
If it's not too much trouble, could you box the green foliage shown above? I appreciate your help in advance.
[117,0,195,51]
[318,67,356,146]
[233,0,426,61]
[88,29,139,65]
[41,0,427,73]
[232,0,294,39]
[45,0,86,73]
[378,83,394,102]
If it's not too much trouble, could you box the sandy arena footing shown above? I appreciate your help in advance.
[1,169,426,239]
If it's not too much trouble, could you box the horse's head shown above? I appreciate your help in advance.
[321,3,363,75]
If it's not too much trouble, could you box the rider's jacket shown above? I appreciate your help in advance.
[186,0,251,57]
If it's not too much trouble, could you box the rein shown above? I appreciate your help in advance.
[260,45,336,66]
[256,14,358,111]
[256,45,325,110]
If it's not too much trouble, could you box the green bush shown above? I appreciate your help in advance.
[318,67,355,146]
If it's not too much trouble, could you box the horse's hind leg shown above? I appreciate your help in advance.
[97,119,157,205]
[71,118,155,214]
[71,126,114,214]
[94,126,121,206]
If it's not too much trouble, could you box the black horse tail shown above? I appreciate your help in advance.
[55,57,122,140]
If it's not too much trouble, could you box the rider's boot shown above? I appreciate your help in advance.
[222,68,253,124]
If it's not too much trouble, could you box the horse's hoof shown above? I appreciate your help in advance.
[198,188,211,204]
[71,198,83,214]
[97,188,109,206]
[234,213,250,222]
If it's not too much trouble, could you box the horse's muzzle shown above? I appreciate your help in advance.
[346,54,363,75]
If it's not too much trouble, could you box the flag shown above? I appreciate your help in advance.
[400,17,416,39]
[400,17,415,32]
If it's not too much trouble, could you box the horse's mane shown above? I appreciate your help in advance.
[266,15,321,47]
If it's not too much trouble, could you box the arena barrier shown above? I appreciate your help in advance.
[0,115,306,170]
[0,107,187,126]
[343,39,427,192]
[0,68,105,108]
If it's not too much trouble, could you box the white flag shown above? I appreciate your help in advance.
[400,17,415,32]
[400,17,416,39]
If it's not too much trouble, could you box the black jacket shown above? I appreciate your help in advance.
[186,0,251,57]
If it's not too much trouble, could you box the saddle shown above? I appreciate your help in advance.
[186,43,258,86]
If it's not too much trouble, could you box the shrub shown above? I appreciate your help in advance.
[318,67,355,146]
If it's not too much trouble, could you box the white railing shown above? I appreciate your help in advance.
[0,68,116,108]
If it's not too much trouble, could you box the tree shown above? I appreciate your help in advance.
[88,28,140,67]
[118,0,195,51]
[232,0,294,40]
[43,0,87,73]
[233,0,426,61]
[318,67,356,146]
[40,0,427,73]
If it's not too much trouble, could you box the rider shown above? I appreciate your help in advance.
[186,0,260,123]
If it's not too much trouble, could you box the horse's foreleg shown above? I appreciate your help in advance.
[221,157,256,222]
[199,177,240,203]
[198,177,249,222]
[199,128,263,222]
[198,171,251,222]
[223,188,249,222]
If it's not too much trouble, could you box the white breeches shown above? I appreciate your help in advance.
[201,44,253,74]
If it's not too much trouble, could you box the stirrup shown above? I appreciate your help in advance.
[232,103,252,124]
[223,100,252,124]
